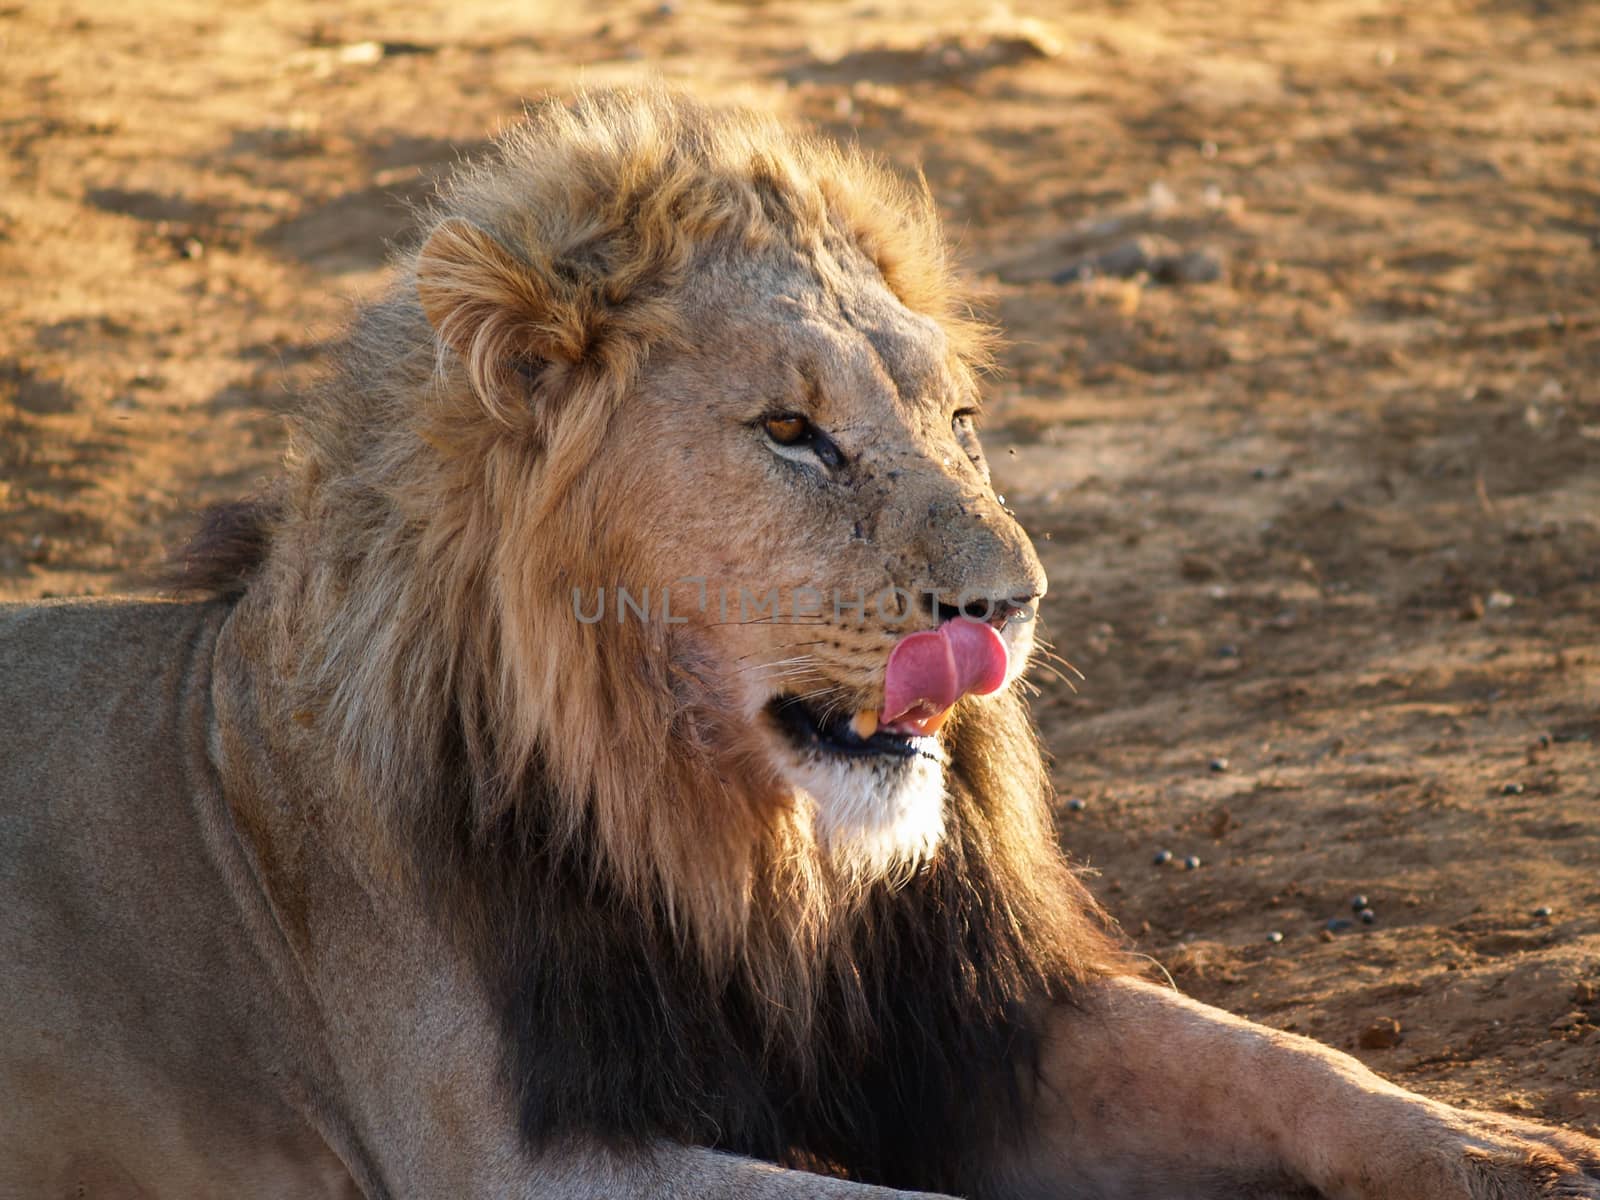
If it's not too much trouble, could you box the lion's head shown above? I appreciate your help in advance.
[419,87,1045,850]
[221,88,1097,973]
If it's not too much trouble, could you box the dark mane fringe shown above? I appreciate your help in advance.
[159,496,281,600]
[420,689,1128,1195]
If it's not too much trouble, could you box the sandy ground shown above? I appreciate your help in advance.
[3,0,1597,1138]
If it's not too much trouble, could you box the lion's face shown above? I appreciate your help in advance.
[584,243,1046,869]
[408,93,1048,877]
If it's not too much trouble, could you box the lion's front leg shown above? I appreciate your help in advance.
[515,1141,955,1200]
[984,976,1600,1200]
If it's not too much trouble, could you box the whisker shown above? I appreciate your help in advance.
[733,654,820,676]
[755,672,825,688]
[1035,644,1086,682]
[793,681,848,699]
[1029,659,1079,693]
[735,641,828,662]
[787,684,850,711]
[813,692,861,727]
[1032,627,1089,681]
[706,618,831,628]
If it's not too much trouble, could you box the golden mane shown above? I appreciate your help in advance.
[180,90,1123,1183]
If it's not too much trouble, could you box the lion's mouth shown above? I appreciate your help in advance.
[769,696,933,761]
[764,618,1013,765]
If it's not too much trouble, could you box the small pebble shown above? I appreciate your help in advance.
[1358,1017,1402,1050]
[1217,644,1240,658]
[1501,782,1525,795]
[1358,908,1377,925]
[1183,854,1202,871]
[1052,236,1159,283]
[1167,248,1224,284]
[1066,797,1087,812]
[1326,917,1354,933]
[1266,931,1283,944]
[1208,757,1229,773]
[1350,894,1369,912]
[1153,849,1174,866]
[1533,906,1554,919]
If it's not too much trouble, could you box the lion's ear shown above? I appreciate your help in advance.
[417,217,533,357]
[415,218,576,417]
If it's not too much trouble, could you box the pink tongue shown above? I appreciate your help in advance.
[882,617,1010,725]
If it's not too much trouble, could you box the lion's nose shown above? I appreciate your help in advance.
[985,594,1038,631]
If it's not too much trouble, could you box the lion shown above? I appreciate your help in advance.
[2,88,1596,1200]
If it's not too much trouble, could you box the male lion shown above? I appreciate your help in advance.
[2,89,1596,1200]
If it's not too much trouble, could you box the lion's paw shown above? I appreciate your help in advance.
[1433,1112,1600,1200]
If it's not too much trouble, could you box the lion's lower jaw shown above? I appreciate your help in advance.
[789,749,948,878]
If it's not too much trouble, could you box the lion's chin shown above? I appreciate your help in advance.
[763,696,948,875]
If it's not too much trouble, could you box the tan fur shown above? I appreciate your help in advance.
[3,88,1597,1200]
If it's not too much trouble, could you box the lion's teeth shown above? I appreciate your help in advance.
[883,710,953,739]
[849,710,879,740]
[880,705,953,737]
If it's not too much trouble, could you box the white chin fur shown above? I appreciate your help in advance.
[785,745,947,877]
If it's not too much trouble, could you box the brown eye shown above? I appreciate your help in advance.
[952,408,983,468]
[763,414,811,445]
[761,412,846,471]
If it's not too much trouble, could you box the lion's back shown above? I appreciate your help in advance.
[0,597,225,829]
[0,598,342,1195]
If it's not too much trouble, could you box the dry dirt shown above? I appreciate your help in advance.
[3,0,1597,1140]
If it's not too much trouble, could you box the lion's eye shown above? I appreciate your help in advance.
[952,407,984,468]
[762,412,845,471]
[764,414,811,445]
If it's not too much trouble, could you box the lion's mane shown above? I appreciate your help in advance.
[176,90,1125,1192]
